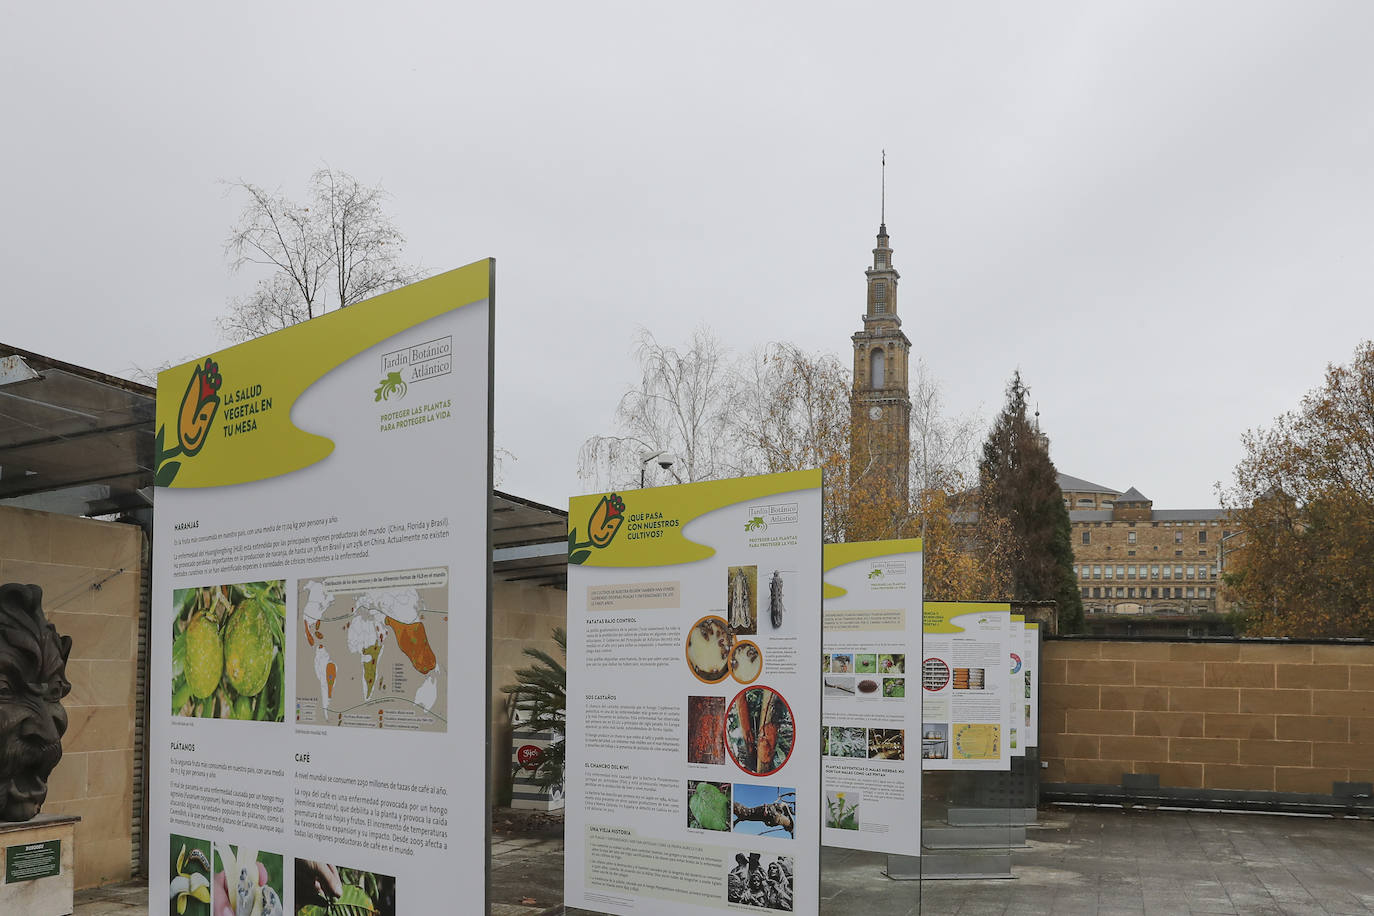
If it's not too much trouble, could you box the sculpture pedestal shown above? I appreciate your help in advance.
[0,814,79,916]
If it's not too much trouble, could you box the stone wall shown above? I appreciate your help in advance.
[1041,639,1374,799]
[490,579,566,803]
[0,506,143,888]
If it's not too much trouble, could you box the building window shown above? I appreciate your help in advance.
[1151,587,1159,598]
[1186,566,1195,579]
[1104,566,1113,579]
[1116,587,1124,597]
[1174,566,1184,579]
[1116,565,1124,579]
[1198,530,1207,544]
[1082,531,1090,545]
[1093,587,1101,598]
[1127,587,1136,598]
[1073,565,1079,578]
[1077,498,1094,506]
[1093,565,1101,579]
[1127,531,1136,545]
[1187,587,1195,598]
[1127,566,1136,579]
[1174,531,1183,544]
[873,281,886,313]
[1163,566,1171,579]
[1199,587,1208,598]
[869,348,886,388]
[1150,565,1159,578]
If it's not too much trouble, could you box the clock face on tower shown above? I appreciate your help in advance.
[869,406,883,420]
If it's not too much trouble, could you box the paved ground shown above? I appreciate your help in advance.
[77,806,1374,915]
[857,806,1374,915]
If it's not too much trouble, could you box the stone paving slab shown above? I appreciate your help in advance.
[75,806,1374,915]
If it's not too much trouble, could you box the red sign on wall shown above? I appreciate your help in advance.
[517,745,544,771]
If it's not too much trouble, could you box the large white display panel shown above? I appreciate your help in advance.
[1025,622,1040,748]
[819,540,922,856]
[150,263,493,916]
[565,471,822,915]
[920,603,1013,772]
[1009,616,1026,757]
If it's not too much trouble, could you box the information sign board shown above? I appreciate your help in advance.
[151,263,493,915]
[565,471,822,914]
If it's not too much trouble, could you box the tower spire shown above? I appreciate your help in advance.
[880,149,886,228]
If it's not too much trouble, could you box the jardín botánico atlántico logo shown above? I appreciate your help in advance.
[568,493,625,564]
[155,358,223,486]
[374,371,408,402]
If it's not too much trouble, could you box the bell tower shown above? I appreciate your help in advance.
[849,154,911,537]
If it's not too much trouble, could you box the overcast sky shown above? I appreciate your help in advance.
[4,2,1371,510]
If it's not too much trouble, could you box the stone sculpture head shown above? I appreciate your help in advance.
[0,584,72,821]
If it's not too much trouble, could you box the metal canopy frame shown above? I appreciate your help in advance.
[0,343,156,517]
[492,490,568,589]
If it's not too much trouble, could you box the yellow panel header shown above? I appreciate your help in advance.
[923,601,1011,634]
[154,261,491,489]
[567,469,820,568]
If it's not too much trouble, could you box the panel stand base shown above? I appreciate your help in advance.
[946,806,1039,827]
[923,825,1027,848]
[0,814,79,916]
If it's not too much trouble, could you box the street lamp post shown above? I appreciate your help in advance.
[641,451,676,488]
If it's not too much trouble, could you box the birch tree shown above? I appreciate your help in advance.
[578,328,742,489]
[219,168,419,342]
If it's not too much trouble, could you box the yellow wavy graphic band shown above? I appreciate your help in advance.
[155,261,490,489]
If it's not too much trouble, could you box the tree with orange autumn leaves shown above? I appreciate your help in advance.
[579,330,1013,601]
[1221,340,1374,637]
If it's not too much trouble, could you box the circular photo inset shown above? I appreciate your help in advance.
[725,686,795,777]
[922,657,950,691]
[730,640,762,684]
[686,616,734,683]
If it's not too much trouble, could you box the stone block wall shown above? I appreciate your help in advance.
[490,580,566,804]
[1041,639,1374,797]
[0,506,143,888]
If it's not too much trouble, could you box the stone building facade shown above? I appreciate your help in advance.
[1060,474,1232,616]
[848,221,911,537]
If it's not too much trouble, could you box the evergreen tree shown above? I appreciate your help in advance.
[979,372,1085,632]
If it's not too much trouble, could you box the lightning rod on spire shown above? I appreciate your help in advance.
[881,149,886,227]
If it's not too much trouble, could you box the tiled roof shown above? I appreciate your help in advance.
[1152,509,1229,521]
[1058,473,1119,495]
[1116,486,1150,503]
[1069,508,1229,523]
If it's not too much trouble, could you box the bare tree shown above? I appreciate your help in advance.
[579,330,985,553]
[733,343,853,541]
[579,328,742,489]
[218,168,419,342]
[909,358,982,526]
